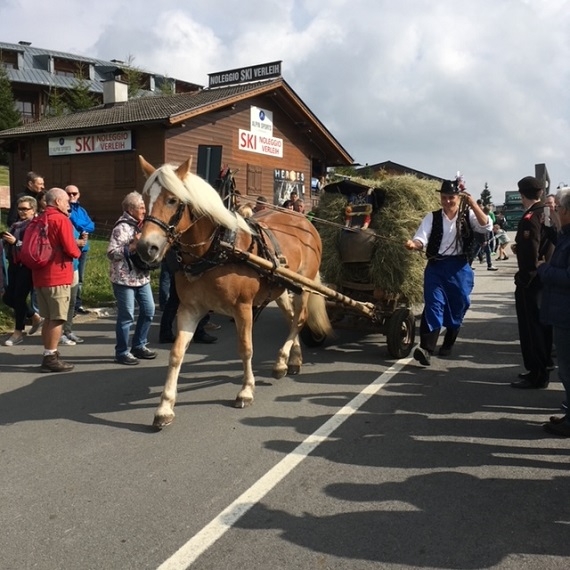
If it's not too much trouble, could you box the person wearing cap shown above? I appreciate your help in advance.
[253,196,268,213]
[510,176,554,389]
[405,176,493,366]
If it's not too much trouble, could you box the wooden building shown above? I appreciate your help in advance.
[0,62,353,225]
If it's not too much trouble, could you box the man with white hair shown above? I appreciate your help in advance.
[31,188,82,372]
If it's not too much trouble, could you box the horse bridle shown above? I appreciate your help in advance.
[142,201,188,243]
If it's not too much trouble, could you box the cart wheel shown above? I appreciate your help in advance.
[299,324,327,348]
[386,308,415,358]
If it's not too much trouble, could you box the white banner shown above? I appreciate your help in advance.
[238,129,283,158]
[250,106,273,135]
[48,131,132,156]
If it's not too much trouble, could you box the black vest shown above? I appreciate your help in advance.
[426,209,475,261]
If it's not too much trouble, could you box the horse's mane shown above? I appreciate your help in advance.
[143,164,252,235]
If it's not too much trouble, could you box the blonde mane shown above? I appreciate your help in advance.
[143,164,252,234]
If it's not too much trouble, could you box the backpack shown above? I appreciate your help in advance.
[113,219,161,272]
[19,213,54,269]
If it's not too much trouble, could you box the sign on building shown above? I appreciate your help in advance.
[48,131,133,156]
[208,61,282,88]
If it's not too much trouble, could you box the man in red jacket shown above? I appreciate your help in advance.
[32,188,82,372]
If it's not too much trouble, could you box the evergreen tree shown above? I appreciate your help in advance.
[45,87,67,117]
[68,76,98,112]
[0,64,22,164]
[480,182,492,207]
[122,55,144,99]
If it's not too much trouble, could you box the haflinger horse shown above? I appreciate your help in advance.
[137,156,332,428]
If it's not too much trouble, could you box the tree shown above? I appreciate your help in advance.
[0,63,22,164]
[122,54,145,99]
[68,77,98,112]
[480,182,492,207]
[45,87,67,117]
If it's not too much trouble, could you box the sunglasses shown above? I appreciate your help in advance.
[18,207,33,211]
[67,192,79,196]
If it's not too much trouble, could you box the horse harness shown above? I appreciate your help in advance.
[145,203,302,295]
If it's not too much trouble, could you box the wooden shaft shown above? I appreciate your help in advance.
[220,242,376,318]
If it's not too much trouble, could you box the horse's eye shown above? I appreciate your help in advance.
[167,197,178,206]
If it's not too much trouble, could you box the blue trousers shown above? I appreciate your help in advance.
[112,282,155,357]
[423,257,474,332]
[553,327,570,423]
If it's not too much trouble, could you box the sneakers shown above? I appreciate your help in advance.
[131,346,157,359]
[75,306,90,315]
[115,352,140,365]
[59,334,76,346]
[4,334,23,346]
[413,346,431,366]
[28,317,44,336]
[487,266,498,271]
[204,321,221,331]
[41,353,74,373]
[66,332,84,344]
[194,332,218,344]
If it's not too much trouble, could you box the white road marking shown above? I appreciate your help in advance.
[157,358,411,570]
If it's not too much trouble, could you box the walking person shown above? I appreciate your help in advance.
[405,177,493,365]
[107,192,156,365]
[538,186,570,436]
[511,176,554,389]
[1,196,43,346]
[30,188,81,372]
[66,185,95,315]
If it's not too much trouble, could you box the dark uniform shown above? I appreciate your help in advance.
[513,202,553,387]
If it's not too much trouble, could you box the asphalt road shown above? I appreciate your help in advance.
[1,254,569,570]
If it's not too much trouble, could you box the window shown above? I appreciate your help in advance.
[246,164,262,194]
[197,145,222,187]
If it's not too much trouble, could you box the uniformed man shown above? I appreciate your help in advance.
[511,176,554,389]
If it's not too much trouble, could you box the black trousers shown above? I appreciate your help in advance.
[515,281,552,373]
[2,263,35,331]
[159,273,208,340]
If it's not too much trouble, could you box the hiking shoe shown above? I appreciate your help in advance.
[41,353,74,373]
[131,346,157,360]
[115,353,139,365]
[75,306,90,315]
[194,332,218,344]
[4,334,23,346]
[67,332,84,344]
[413,347,431,366]
[487,266,498,271]
[28,317,44,335]
[59,334,76,346]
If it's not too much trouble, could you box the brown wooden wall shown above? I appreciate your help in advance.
[5,93,326,228]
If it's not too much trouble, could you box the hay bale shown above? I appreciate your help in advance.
[316,175,441,305]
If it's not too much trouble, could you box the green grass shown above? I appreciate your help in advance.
[0,165,8,186]
[1,236,160,333]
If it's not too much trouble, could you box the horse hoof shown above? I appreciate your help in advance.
[272,368,287,379]
[287,365,300,375]
[234,397,253,408]
[153,414,174,429]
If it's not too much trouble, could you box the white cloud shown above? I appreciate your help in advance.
[2,0,570,199]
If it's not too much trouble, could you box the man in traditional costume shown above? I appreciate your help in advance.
[405,176,493,365]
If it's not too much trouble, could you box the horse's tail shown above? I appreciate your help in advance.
[305,274,333,338]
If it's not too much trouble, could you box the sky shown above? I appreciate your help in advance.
[2,0,569,204]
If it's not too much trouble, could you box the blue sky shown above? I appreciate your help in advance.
[3,0,569,203]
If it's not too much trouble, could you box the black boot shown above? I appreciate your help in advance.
[439,328,459,357]
[413,327,440,366]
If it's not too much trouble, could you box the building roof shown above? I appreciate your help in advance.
[0,77,353,165]
[0,40,201,93]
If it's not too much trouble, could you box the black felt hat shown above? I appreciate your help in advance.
[439,179,459,195]
[517,176,544,193]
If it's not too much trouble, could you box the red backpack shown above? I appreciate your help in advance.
[19,213,54,269]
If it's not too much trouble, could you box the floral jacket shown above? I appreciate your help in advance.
[107,212,150,287]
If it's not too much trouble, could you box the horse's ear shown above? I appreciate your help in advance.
[139,155,156,178]
[175,157,193,179]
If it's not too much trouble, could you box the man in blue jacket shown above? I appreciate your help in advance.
[66,185,95,315]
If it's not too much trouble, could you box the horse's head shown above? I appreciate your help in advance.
[136,156,252,266]
[136,155,193,265]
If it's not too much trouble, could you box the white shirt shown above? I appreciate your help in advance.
[413,209,492,256]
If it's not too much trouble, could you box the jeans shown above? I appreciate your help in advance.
[553,326,570,423]
[112,282,155,357]
[74,250,88,311]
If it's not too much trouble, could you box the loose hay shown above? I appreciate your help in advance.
[316,175,441,306]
